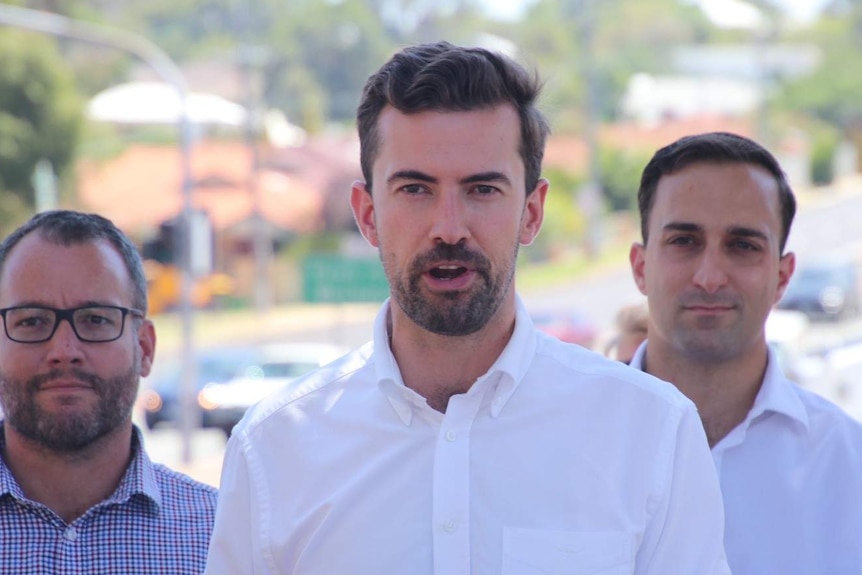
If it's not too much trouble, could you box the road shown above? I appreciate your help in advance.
[142,178,862,487]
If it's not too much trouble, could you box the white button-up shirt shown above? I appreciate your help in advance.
[631,343,862,574]
[205,298,729,575]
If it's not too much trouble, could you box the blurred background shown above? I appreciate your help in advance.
[2,0,862,485]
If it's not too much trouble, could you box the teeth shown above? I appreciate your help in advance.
[437,265,459,270]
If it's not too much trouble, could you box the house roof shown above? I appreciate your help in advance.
[543,115,756,173]
[76,140,357,236]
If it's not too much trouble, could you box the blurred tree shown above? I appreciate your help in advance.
[0,29,83,232]
[263,0,393,125]
[775,1,862,160]
[508,0,707,131]
[598,145,652,212]
[527,166,585,261]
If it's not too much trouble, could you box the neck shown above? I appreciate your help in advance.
[2,421,134,523]
[644,343,768,447]
[388,303,516,413]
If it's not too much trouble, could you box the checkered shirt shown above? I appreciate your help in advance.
[0,426,218,574]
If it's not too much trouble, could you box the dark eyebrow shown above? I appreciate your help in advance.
[387,170,437,185]
[663,222,769,242]
[5,300,118,309]
[662,222,702,234]
[727,226,769,242]
[461,171,510,185]
[386,170,511,187]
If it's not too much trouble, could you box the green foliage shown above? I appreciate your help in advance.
[523,167,585,262]
[808,122,842,185]
[598,146,651,212]
[0,29,83,229]
[265,0,394,124]
[511,0,707,130]
[281,231,345,260]
[775,4,862,133]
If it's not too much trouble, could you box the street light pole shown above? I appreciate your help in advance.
[579,0,603,259]
[563,0,603,259]
[0,4,199,463]
[231,0,272,312]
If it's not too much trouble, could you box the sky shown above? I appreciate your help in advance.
[478,0,832,25]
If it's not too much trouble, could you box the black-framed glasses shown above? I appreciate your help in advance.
[0,305,144,344]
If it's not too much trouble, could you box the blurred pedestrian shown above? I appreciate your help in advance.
[629,131,862,574]
[604,301,649,364]
[205,41,729,575]
[0,210,217,574]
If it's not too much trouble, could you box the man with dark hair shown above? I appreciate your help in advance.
[0,210,217,574]
[629,131,862,574]
[205,42,729,575]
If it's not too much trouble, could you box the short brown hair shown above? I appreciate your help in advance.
[356,41,550,195]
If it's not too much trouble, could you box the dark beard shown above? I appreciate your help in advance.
[388,241,518,336]
[0,365,139,453]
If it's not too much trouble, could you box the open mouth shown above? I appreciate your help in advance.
[429,265,468,280]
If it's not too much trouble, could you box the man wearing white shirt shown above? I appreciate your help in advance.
[204,41,730,575]
[629,131,862,574]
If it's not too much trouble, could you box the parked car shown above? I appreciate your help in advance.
[777,259,861,321]
[531,308,598,349]
[196,342,348,436]
[138,344,261,431]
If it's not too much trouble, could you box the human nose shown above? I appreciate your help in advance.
[45,317,84,365]
[691,247,729,294]
[428,190,470,245]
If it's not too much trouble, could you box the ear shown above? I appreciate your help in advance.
[630,242,648,296]
[775,251,796,304]
[350,180,379,247]
[137,319,156,378]
[519,178,549,246]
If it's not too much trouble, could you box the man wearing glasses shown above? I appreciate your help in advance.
[0,210,216,574]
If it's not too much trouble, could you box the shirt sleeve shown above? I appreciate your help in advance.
[204,435,269,575]
[636,403,732,575]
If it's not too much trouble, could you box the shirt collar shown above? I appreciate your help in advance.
[0,427,24,500]
[111,426,164,512]
[374,296,537,425]
[0,425,163,512]
[629,342,810,433]
[747,345,809,430]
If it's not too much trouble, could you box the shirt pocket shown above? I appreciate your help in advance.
[502,527,633,575]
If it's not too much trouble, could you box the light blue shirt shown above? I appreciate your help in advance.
[0,426,217,574]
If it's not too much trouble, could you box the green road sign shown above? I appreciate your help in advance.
[302,255,389,303]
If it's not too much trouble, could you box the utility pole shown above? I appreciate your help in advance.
[0,4,199,463]
[231,0,272,312]
[563,0,603,259]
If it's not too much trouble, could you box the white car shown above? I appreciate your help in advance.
[197,342,347,436]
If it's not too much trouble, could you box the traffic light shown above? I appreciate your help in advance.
[142,219,179,264]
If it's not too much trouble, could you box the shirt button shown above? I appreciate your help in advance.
[64,527,78,541]
[443,520,457,534]
[445,430,457,442]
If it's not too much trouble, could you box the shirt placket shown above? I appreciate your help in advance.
[57,521,85,575]
[431,388,484,575]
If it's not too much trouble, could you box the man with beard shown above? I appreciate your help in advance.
[0,210,217,574]
[204,41,730,575]
[628,131,862,574]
